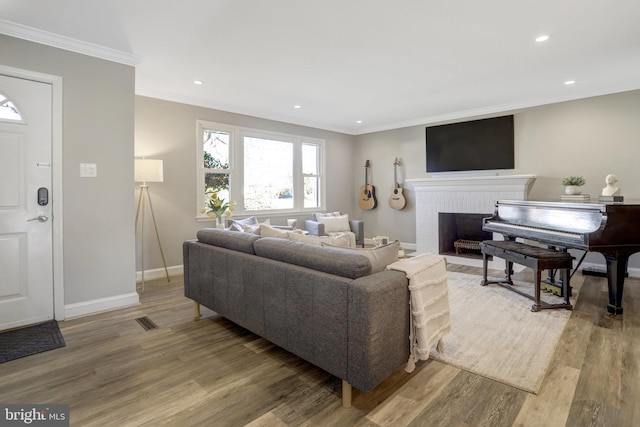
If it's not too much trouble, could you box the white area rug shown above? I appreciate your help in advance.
[429,271,579,393]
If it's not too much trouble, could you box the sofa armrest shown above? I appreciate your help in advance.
[347,270,410,392]
[304,219,325,236]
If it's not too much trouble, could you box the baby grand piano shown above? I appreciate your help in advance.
[483,200,640,315]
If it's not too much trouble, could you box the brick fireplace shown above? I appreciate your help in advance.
[438,212,493,259]
[407,174,536,268]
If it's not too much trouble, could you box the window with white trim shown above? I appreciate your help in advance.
[196,120,325,218]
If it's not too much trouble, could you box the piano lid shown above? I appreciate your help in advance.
[491,200,606,235]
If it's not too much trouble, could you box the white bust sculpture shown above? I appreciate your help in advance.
[601,174,621,196]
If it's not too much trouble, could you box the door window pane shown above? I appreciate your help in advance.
[0,93,23,122]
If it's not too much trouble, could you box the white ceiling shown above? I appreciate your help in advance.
[2,0,640,135]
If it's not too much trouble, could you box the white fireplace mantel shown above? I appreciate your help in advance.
[406,174,537,194]
[407,174,537,268]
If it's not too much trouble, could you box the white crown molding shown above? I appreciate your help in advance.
[356,82,640,135]
[0,19,142,66]
[136,86,355,135]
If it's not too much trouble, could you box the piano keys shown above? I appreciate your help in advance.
[483,200,640,315]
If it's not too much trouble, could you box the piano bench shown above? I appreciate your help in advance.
[480,240,574,312]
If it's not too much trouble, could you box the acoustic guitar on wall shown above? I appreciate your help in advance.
[359,160,378,210]
[389,157,407,210]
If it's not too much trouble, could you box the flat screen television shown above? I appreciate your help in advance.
[426,115,514,173]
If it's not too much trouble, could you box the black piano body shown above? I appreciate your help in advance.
[483,200,640,315]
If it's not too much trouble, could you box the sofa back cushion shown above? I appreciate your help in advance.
[196,228,261,254]
[254,237,371,279]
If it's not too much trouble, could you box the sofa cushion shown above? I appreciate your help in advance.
[316,214,350,233]
[196,228,261,254]
[322,240,400,273]
[254,237,371,279]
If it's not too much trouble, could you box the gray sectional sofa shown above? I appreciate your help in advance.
[183,228,411,407]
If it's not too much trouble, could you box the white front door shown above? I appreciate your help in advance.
[0,74,54,330]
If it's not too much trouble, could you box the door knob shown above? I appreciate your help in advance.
[27,214,48,222]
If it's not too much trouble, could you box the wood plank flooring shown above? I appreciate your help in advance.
[0,264,638,426]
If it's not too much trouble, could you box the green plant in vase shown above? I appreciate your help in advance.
[562,176,586,195]
[201,192,236,226]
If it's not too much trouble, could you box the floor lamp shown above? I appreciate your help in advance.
[135,158,170,294]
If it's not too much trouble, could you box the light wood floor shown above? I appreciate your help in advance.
[1,264,638,426]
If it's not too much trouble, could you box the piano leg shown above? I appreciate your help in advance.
[604,254,629,316]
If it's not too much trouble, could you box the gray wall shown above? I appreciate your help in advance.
[0,35,136,305]
[134,96,355,271]
[353,89,640,265]
[139,90,640,272]
[5,33,637,309]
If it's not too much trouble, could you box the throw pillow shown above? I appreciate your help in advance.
[230,217,271,234]
[229,216,258,232]
[314,211,341,220]
[287,231,322,245]
[322,240,400,273]
[325,233,352,247]
[259,223,289,239]
[317,214,350,233]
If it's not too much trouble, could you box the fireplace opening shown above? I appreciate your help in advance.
[438,213,493,259]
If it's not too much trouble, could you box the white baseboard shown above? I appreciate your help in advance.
[64,264,183,320]
[136,265,184,282]
[65,292,140,320]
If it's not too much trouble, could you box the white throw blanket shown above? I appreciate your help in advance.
[387,253,451,372]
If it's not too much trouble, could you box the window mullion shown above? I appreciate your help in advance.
[233,132,244,213]
[293,140,302,211]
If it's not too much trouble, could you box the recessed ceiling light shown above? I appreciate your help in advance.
[193,80,203,85]
[535,35,549,42]
[564,80,576,85]
[293,105,301,109]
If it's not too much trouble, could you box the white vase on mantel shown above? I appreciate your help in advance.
[564,185,582,195]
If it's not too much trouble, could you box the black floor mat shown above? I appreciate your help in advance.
[0,320,66,363]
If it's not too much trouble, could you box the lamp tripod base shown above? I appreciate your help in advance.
[135,184,170,294]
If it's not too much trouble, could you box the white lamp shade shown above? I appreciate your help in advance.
[135,159,164,183]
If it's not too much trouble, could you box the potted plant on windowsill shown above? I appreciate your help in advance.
[562,176,586,195]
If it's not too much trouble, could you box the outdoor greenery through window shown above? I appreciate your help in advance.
[197,120,325,218]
